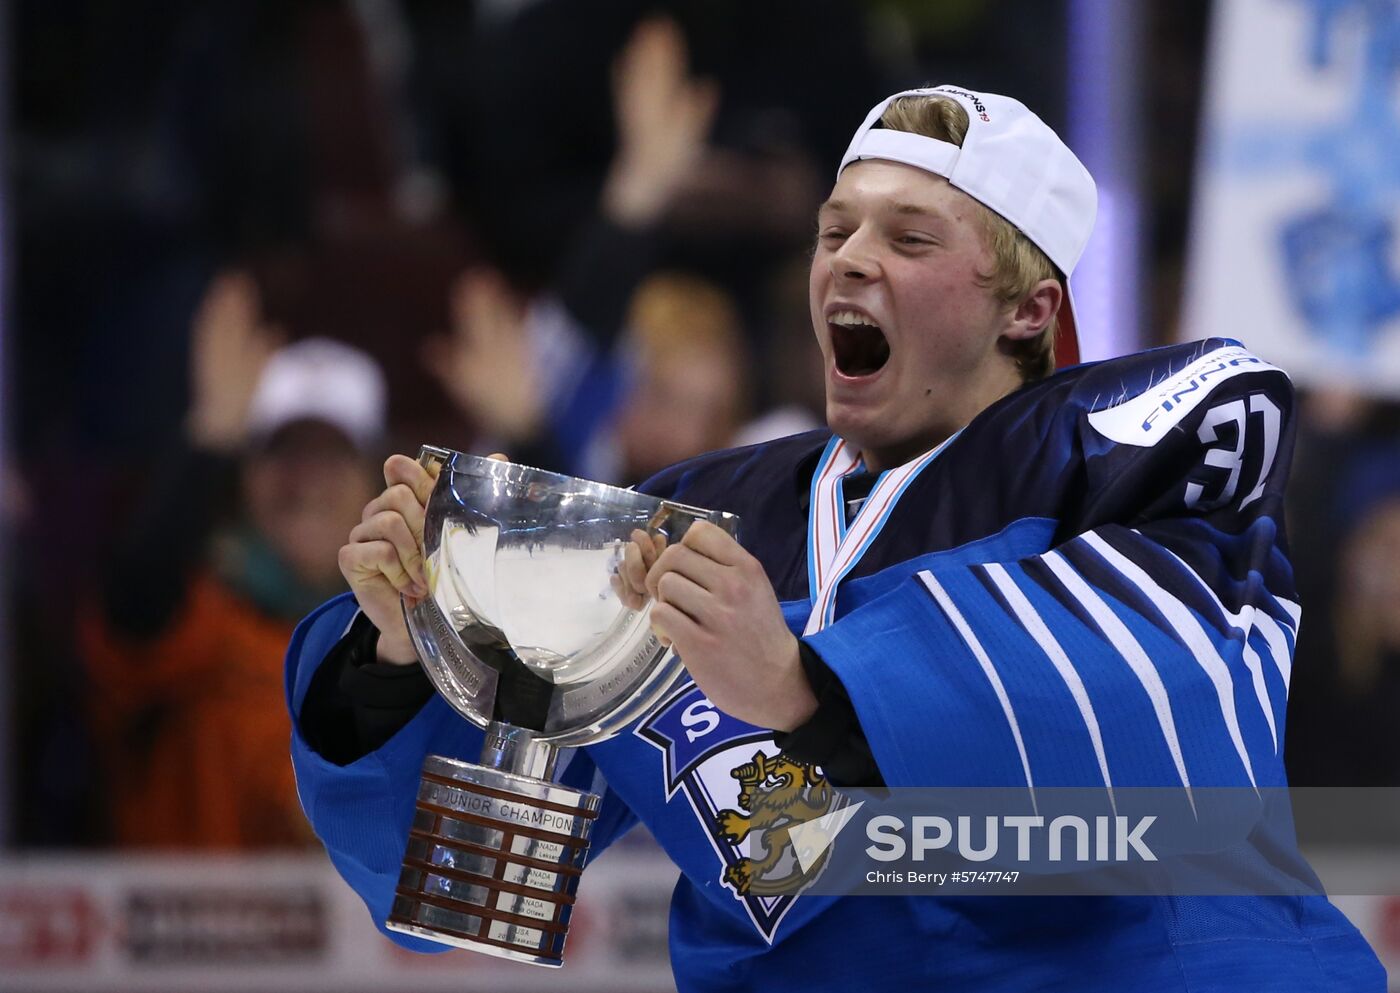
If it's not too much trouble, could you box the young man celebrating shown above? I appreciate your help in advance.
[288,86,1384,990]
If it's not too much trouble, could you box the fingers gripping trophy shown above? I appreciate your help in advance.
[382,446,736,966]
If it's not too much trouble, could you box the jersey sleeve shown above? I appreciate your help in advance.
[285,594,639,951]
[804,352,1300,793]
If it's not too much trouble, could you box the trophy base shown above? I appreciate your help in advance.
[386,753,600,967]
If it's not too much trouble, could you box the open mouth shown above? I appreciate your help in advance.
[828,310,890,377]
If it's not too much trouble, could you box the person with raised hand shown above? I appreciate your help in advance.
[86,272,384,848]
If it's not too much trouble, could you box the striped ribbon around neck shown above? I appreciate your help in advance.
[803,433,957,636]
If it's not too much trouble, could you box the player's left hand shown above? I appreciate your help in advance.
[633,520,818,732]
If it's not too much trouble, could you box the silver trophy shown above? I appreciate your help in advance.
[385,446,737,966]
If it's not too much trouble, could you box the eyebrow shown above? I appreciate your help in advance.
[818,198,947,220]
[891,201,944,218]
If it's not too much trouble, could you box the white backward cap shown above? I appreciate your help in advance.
[838,85,1098,365]
[246,337,387,450]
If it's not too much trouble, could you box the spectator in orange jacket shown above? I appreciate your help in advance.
[83,273,387,848]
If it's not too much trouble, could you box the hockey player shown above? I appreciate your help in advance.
[288,86,1384,990]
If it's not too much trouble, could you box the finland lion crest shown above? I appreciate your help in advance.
[715,750,835,896]
[637,681,840,940]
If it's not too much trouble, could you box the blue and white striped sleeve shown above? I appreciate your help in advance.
[804,516,1300,792]
[803,364,1302,793]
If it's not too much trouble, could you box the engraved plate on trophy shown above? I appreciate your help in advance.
[385,447,737,967]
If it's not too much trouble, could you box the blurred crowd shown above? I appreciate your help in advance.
[8,0,1399,851]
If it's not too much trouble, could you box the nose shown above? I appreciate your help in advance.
[828,228,879,282]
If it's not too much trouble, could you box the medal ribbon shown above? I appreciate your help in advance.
[803,433,958,636]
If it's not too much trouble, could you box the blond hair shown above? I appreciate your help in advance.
[879,95,1062,382]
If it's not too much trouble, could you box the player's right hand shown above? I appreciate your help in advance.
[338,454,440,665]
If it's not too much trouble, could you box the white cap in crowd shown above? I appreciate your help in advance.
[247,337,387,451]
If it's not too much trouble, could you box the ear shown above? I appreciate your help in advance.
[1003,278,1063,341]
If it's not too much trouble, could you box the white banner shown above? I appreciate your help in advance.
[0,845,678,992]
[1183,0,1400,395]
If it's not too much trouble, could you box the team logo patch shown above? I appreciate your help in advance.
[636,682,839,941]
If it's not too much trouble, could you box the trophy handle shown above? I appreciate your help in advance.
[418,443,454,472]
[648,499,740,542]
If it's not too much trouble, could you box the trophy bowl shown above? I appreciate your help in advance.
[386,447,737,966]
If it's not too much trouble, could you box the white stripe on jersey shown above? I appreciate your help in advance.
[983,563,1116,808]
[1254,613,1293,688]
[1082,532,1258,789]
[918,570,1037,808]
[1146,539,1287,752]
[1042,551,1195,811]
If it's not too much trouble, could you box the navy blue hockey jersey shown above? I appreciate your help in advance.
[286,338,1384,991]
